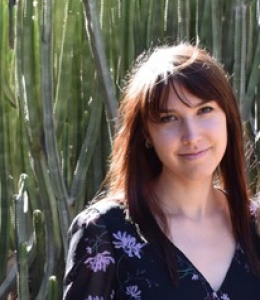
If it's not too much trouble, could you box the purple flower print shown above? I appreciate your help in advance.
[86,247,92,254]
[110,290,115,299]
[191,273,199,280]
[85,250,115,272]
[220,294,230,300]
[210,292,230,300]
[85,297,104,300]
[211,292,218,299]
[112,231,145,258]
[126,285,141,299]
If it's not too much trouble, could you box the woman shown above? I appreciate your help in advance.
[63,43,260,300]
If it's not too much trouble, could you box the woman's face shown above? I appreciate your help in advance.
[147,84,227,184]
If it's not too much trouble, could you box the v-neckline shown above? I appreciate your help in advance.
[172,242,237,293]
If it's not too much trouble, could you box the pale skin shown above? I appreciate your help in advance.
[147,85,235,291]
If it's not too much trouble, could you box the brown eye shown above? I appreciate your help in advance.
[199,106,213,114]
[160,115,178,123]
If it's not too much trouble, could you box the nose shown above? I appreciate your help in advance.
[181,118,202,146]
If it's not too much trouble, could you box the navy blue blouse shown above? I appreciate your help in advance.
[63,201,260,300]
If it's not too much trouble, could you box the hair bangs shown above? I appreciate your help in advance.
[144,75,171,123]
[144,72,220,124]
[175,64,227,108]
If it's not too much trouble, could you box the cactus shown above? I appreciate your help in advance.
[14,174,30,300]
[47,276,58,300]
[31,210,45,298]
[17,242,30,300]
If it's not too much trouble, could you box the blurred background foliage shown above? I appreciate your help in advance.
[0,0,260,299]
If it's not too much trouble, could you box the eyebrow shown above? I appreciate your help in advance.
[159,100,215,113]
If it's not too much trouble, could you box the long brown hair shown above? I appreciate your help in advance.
[103,43,260,283]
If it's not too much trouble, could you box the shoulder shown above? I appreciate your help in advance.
[65,200,126,278]
[68,199,127,237]
[64,200,122,298]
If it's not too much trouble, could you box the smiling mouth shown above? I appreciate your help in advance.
[179,149,209,160]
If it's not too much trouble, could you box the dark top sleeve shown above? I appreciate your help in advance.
[63,208,116,300]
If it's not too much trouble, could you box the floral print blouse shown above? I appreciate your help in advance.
[63,200,260,300]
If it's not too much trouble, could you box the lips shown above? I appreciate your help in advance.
[178,149,209,160]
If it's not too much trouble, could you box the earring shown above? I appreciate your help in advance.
[145,140,152,148]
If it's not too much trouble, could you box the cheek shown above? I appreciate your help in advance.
[150,128,179,150]
[208,114,227,137]
[150,131,180,163]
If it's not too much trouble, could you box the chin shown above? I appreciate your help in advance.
[179,170,215,183]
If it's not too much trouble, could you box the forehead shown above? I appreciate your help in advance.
[159,83,209,113]
[166,84,205,108]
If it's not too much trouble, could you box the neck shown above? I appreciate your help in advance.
[153,173,225,221]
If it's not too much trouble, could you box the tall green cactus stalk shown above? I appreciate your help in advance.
[70,92,103,209]
[47,276,58,300]
[0,0,11,287]
[14,174,30,300]
[83,0,118,131]
[41,0,70,254]
[17,243,30,300]
[31,210,45,298]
